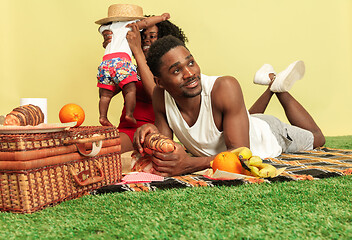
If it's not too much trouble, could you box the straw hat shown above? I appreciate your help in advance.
[95,4,145,25]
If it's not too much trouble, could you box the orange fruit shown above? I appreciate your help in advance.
[211,151,243,174]
[59,103,85,127]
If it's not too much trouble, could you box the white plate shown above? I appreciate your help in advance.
[0,122,76,134]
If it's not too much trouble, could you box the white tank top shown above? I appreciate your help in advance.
[165,74,224,156]
[164,74,282,158]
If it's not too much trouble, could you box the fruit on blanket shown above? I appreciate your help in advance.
[243,157,278,178]
[4,104,44,126]
[144,133,175,153]
[257,163,277,178]
[231,147,248,155]
[210,151,243,174]
[238,147,252,160]
[232,150,279,178]
[248,165,260,177]
[230,146,253,160]
[230,147,253,172]
[59,103,85,127]
[248,156,263,166]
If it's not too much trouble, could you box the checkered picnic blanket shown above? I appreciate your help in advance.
[92,147,352,194]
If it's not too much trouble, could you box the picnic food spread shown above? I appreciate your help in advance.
[4,104,44,126]
[0,102,285,214]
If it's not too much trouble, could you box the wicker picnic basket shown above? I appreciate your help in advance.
[0,126,121,213]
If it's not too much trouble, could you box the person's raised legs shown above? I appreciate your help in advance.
[249,73,276,114]
[250,61,325,148]
[275,92,325,148]
[250,61,305,114]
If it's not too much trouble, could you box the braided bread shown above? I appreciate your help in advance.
[4,104,44,126]
[143,133,175,153]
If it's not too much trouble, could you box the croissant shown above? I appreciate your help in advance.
[4,104,44,126]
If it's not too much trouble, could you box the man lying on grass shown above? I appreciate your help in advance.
[133,35,325,177]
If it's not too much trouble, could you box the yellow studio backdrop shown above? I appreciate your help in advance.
[0,0,351,136]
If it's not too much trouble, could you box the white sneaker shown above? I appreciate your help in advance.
[270,60,305,92]
[254,64,276,85]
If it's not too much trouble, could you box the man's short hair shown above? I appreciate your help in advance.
[146,35,187,77]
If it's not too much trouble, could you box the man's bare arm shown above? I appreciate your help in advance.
[211,76,250,150]
[152,86,174,139]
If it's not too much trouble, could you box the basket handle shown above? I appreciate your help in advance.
[65,134,105,157]
[69,160,104,186]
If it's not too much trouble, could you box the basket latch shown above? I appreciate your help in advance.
[69,160,104,186]
[65,134,105,157]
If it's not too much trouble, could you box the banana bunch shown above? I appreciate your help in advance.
[231,147,278,178]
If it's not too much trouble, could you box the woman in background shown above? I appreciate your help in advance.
[101,19,188,153]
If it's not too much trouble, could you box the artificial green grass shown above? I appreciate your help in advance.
[0,136,351,239]
[325,135,352,150]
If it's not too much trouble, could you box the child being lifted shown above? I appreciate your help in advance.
[95,4,170,126]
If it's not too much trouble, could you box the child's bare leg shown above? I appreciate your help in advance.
[113,86,122,97]
[249,73,276,114]
[122,82,137,124]
[99,88,118,126]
